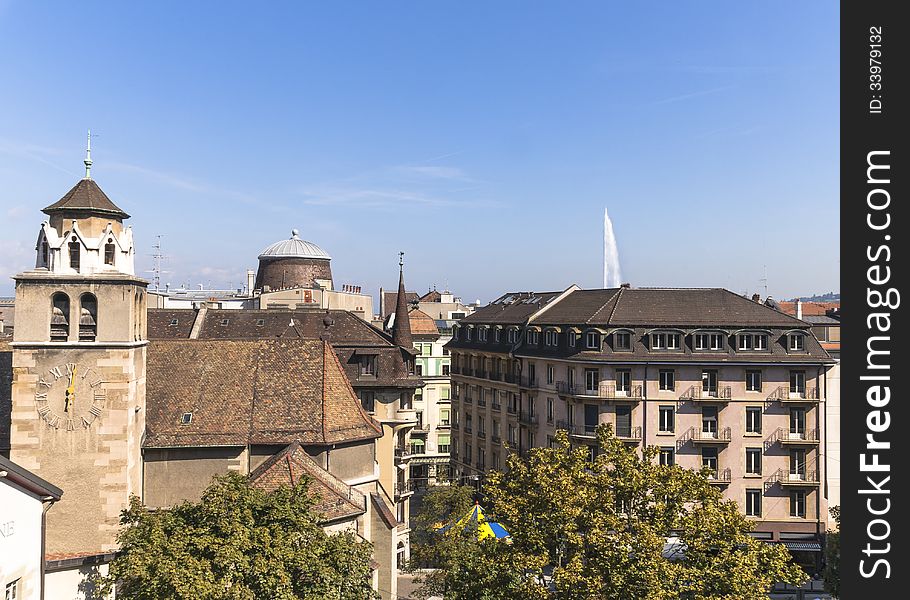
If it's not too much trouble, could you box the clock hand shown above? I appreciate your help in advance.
[65,365,76,413]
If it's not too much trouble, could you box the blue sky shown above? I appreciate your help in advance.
[0,1,838,303]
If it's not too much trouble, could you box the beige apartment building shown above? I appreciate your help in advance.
[446,285,836,572]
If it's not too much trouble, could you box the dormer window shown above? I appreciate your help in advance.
[788,333,806,351]
[478,327,488,342]
[104,239,116,266]
[737,333,768,351]
[568,332,576,347]
[614,331,632,351]
[465,327,472,342]
[507,328,518,344]
[494,328,501,343]
[585,331,600,349]
[694,332,725,351]
[545,330,558,346]
[527,329,540,344]
[169,319,179,326]
[452,326,459,340]
[651,332,681,350]
[360,355,377,376]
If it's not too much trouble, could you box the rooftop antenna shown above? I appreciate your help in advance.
[147,235,171,292]
[760,265,768,299]
[84,130,93,179]
[399,251,404,270]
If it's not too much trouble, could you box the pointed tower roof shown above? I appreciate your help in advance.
[392,252,413,349]
[43,132,129,219]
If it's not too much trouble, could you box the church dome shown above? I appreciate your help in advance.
[258,230,331,260]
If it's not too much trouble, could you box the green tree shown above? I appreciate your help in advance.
[824,506,840,598]
[97,472,377,600]
[424,426,807,600]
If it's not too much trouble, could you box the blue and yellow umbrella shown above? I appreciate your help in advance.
[436,502,511,541]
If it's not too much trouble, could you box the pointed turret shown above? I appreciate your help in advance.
[392,252,413,349]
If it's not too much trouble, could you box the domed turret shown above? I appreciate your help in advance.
[254,230,333,291]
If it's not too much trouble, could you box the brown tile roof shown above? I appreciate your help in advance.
[147,309,423,390]
[778,301,840,317]
[420,290,442,302]
[407,308,439,337]
[145,339,381,448]
[43,178,129,219]
[250,442,365,523]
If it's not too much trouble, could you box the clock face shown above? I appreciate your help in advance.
[34,362,107,430]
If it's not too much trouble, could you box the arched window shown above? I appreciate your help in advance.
[79,293,97,341]
[50,293,70,342]
[68,237,81,272]
[104,238,116,266]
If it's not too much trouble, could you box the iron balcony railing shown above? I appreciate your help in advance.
[689,426,732,443]
[772,468,820,486]
[768,386,820,402]
[775,427,820,445]
[519,411,539,426]
[507,405,518,415]
[477,396,487,407]
[491,401,502,411]
[521,376,539,388]
[682,385,732,401]
[615,425,642,441]
[706,467,732,484]
[504,374,518,384]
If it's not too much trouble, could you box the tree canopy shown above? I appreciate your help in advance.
[97,472,377,600]
[416,426,807,600]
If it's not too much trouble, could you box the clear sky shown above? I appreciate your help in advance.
[0,1,839,304]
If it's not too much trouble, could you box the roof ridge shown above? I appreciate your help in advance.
[603,287,624,325]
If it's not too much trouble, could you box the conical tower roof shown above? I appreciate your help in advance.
[392,254,413,348]
[43,178,130,219]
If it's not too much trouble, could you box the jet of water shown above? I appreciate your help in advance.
[603,207,622,288]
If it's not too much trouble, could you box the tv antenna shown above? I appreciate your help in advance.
[147,235,171,291]
[759,265,768,299]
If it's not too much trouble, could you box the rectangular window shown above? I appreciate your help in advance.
[755,334,768,350]
[702,370,718,394]
[746,489,762,517]
[659,447,675,466]
[547,365,555,385]
[360,355,376,376]
[545,330,558,346]
[464,442,471,462]
[360,391,375,413]
[790,371,806,395]
[567,367,575,387]
[400,392,412,410]
[746,370,762,392]
[738,334,754,350]
[745,448,762,475]
[568,332,576,347]
[104,242,116,265]
[614,332,631,350]
[415,363,423,376]
[440,408,450,425]
[492,420,500,439]
[465,413,473,432]
[508,424,517,445]
[701,406,718,435]
[659,369,675,391]
[789,334,805,351]
[442,363,450,376]
[667,333,681,349]
[745,407,762,434]
[68,240,81,272]
[492,452,500,470]
[710,334,724,350]
[5,580,20,600]
[790,490,806,518]
[652,333,666,349]
[585,369,599,393]
[546,397,554,423]
[615,369,631,393]
[478,447,485,468]
[586,332,599,349]
[658,406,675,433]
[694,333,709,350]
[701,447,718,472]
[790,407,806,435]
[494,329,501,342]
[790,449,807,478]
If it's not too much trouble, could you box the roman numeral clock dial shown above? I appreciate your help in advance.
[34,363,107,430]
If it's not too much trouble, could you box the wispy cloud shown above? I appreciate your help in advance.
[395,165,470,180]
[0,139,76,176]
[648,85,735,106]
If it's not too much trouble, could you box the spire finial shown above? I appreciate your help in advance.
[398,251,404,270]
[84,129,93,179]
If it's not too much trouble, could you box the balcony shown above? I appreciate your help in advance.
[438,420,451,429]
[688,426,732,445]
[768,386,820,403]
[775,427,820,446]
[519,411,539,426]
[492,402,502,411]
[521,376,539,388]
[463,367,474,378]
[477,396,487,407]
[555,381,579,395]
[395,480,416,497]
[477,370,489,380]
[394,447,413,462]
[681,385,732,402]
[491,371,503,381]
[706,467,732,485]
[451,365,462,375]
[507,405,518,415]
[411,424,430,434]
[464,395,473,405]
[772,468,820,487]
[615,425,642,443]
[599,383,643,400]
[491,434,502,445]
[563,422,598,439]
[503,374,518,384]
[477,429,486,439]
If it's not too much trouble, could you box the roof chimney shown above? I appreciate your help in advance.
[796,300,803,320]
[751,293,761,303]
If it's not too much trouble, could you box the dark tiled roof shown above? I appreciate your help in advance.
[420,290,442,302]
[459,291,565,325]
[534,289,622,325]
[43,178,129,219]
[382,291,419,318]
[250,442,365,523]
[147,309,196,339]
[145,339,381,448]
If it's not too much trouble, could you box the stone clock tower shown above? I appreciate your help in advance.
[9,136,148,555]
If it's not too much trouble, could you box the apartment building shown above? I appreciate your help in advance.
[446,285,836,570]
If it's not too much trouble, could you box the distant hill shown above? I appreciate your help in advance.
[786,292,840,302]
